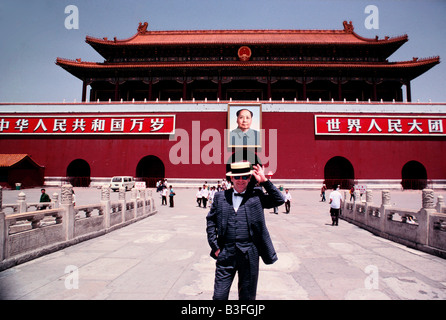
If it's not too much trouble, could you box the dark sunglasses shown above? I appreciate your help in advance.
[233,175,251,180]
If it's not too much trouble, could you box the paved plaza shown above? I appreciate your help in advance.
[1,186,446,300]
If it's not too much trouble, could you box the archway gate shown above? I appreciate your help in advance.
[323,156,355,190]
[136,155,165,188]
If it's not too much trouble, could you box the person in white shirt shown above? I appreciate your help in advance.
[161,187,168,206]
[222,179,230,190]
[209,186,216,206]
[196,187,202,207]
[201,185,209,208]
[283,189,292,213]
[329,186,343,226]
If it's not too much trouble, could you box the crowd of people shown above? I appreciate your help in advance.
[195,179,294,214]
[155,177,296,214]
[196,180,231,209]
[156,179,176,208]
[155,177,349,226]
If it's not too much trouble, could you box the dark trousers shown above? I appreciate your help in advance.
[213,244,259,300]
[202,197,208,208]
[169,196,174,207]
[285,200,290,213]
[161,196,167,205]
[330,207,340,225]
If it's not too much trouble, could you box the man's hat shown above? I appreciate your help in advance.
[226,161,254,176]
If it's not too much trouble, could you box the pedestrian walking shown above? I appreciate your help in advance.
[320,184,327,202]
[196,187,202,207]
[284,189,292,213]
[201,185,209,208]
[206,161,284,300]
[350,186,356,201]
[169,185,176,207]
[329,186,342,226]
[161,187,168,206]
[38,188,51,210]
[209,186,216,207]
[156,180,163,192]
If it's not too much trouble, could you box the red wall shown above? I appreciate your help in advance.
[0,110,444,180]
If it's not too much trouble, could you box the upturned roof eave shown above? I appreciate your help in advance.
[55,56,439,82]
[85,33,408,47]
[56,56,439,69]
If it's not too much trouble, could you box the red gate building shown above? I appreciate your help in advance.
[0,21,443,189]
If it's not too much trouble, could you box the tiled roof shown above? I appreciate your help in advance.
[0,154,42,168]
[85,21,408,47]
[56,56,440,70]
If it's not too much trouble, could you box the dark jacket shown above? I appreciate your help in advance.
[206,180,284,265]
[40,193,51,203]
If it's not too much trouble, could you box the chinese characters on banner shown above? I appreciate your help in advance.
[314,115,445,136]
[0,115,176,135]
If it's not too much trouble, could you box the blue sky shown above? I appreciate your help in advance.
[0,0,445,102]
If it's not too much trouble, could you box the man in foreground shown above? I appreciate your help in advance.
[206,161,284,300]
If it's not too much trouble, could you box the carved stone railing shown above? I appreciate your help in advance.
[341,188,446,258]
[0,185,156,271]
[1,192,59,215]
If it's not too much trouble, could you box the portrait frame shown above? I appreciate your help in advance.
[227,103,262,148]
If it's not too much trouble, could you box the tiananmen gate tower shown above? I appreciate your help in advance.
[0,21,444,190]
[56,21,439,103]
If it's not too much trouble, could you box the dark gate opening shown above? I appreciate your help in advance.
[324,156,355,190]
[401,160,428,190]
[136,155,165,188]
[66,159,91,187]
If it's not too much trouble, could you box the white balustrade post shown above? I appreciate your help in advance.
[131,188,138,218]
[419,189,436,245]
[436,195,444,213]
[380,190,391,233]
[382,190,391,206]
[131,187,138,199]
[101,184,111,229]
[422,189,435,210]
[366,190,373,203]
[147,189,154,212]
[364,190,373,225]
[119,187,126,223]
[0,211,4,261]
[52,193,59,209]
[61,184,75,240]
[354,190,361,202]
[138,187,144,215]
[17,192,27,213]
[0,187,5,261]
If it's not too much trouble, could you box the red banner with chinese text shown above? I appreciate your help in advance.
[315,115,446,136]
[0,114,175,135]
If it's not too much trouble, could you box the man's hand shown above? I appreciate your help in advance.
[252,164,268,183]
[215,249,220,257]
